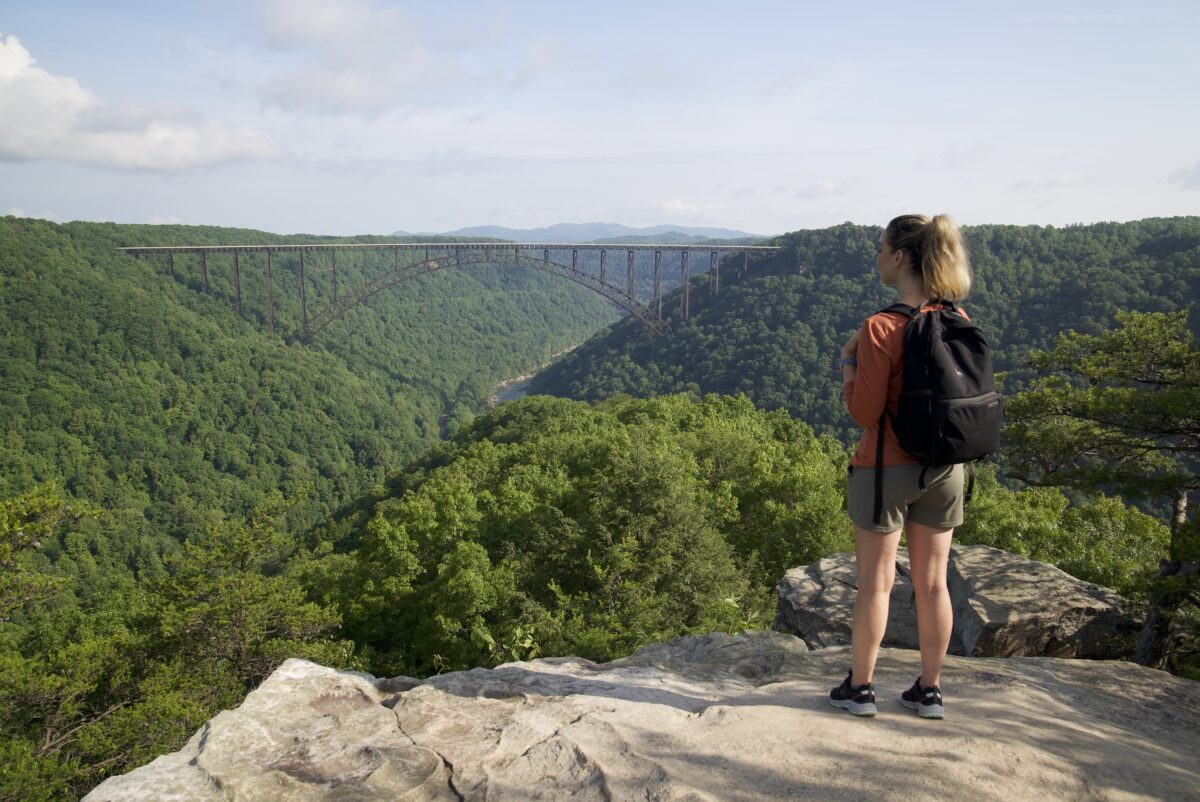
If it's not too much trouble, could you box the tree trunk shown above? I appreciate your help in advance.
[1134,489,1189,667]
[1135,560,1183,667]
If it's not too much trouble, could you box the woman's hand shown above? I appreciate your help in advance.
[841,329,860,359]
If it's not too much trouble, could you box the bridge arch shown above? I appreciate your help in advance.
[294,248,670,344]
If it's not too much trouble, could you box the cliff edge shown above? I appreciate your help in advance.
[85,629,1199,801]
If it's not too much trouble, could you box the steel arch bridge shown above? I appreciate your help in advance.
[119,241,782,343]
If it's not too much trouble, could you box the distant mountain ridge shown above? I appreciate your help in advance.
[391,222,766,243]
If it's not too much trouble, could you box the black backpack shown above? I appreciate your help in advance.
[871,300,1003,525]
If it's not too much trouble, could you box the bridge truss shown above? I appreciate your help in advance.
[119,242,782,343]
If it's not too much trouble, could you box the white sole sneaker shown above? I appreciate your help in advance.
[831,697,878,717]
[900,698,944,719]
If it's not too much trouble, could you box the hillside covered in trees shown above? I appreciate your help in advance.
[0,217,618,565]
[529,218,1200,444]
[3,394,1176,798]
[1,216,1196,799]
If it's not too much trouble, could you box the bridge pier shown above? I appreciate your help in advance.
[654,251,662,316]
[266,250,275,334]
[299,251,308,330]
[200,251,209,293]
[331,249,338,305]
[233,252,242,316]
[599,249,607,284]
[627,250,635,297]
[710,250,719,296]
[680,250,691,321]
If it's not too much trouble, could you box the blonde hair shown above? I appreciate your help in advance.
[885,213,972,301]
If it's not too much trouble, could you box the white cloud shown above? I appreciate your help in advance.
[256,0,462,114]
[4,206,57,220]
[1007,172,1090,193]
[1171,160,1200,190]
[0,33,276,170]
[660,199,721,220]
[795,180,856,200]
[255,0,558,116]
[915,144,999,169]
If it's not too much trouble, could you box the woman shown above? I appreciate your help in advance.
[828,214,973,719]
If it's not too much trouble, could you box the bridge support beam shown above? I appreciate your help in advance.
[200,251,209,293]
[627,250,635,297]
[680,250,691,321]
[654,251,662,316]
[710,250,719,295]
[331,249,338,305]
[299,250,307,330]
[233,252,242,316]
[599,249,607,284]
[266,250,275,334]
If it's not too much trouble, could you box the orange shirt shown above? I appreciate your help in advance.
[843,304,967,468]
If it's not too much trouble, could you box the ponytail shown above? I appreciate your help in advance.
[884,213,972,301]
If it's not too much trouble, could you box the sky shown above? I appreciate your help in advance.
[1,0,1198,237]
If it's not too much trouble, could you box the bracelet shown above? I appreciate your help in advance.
[838,357,858,369]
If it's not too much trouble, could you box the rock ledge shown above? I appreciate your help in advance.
[775,544,1139,657]
[85,631,1199,801]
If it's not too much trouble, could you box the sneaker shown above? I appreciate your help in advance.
[900,677,944,719]
[829,670,877,717]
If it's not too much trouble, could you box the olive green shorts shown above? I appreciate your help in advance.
[846,463,964,533]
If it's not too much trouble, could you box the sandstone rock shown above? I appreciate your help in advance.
[775,544,1140,658]
[85,631,1200,801]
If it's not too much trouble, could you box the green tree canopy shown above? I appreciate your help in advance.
[326,394,852,675]
[1004,310,1199,668]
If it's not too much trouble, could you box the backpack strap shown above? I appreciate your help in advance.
[877,302,920,319]
[873,413,886,526]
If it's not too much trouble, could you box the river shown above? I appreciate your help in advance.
[489,344,579,407]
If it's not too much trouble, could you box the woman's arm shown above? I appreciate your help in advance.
[842,316,893,428]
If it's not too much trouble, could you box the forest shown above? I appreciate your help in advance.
[531,218,1200,443]
[0,216,1197,799]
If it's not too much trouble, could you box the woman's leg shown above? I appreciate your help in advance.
[905,521,955,687]
[850,524,902,685]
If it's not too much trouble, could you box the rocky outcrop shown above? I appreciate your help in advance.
[85,631,1200,801]
[775,544,1141,658]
